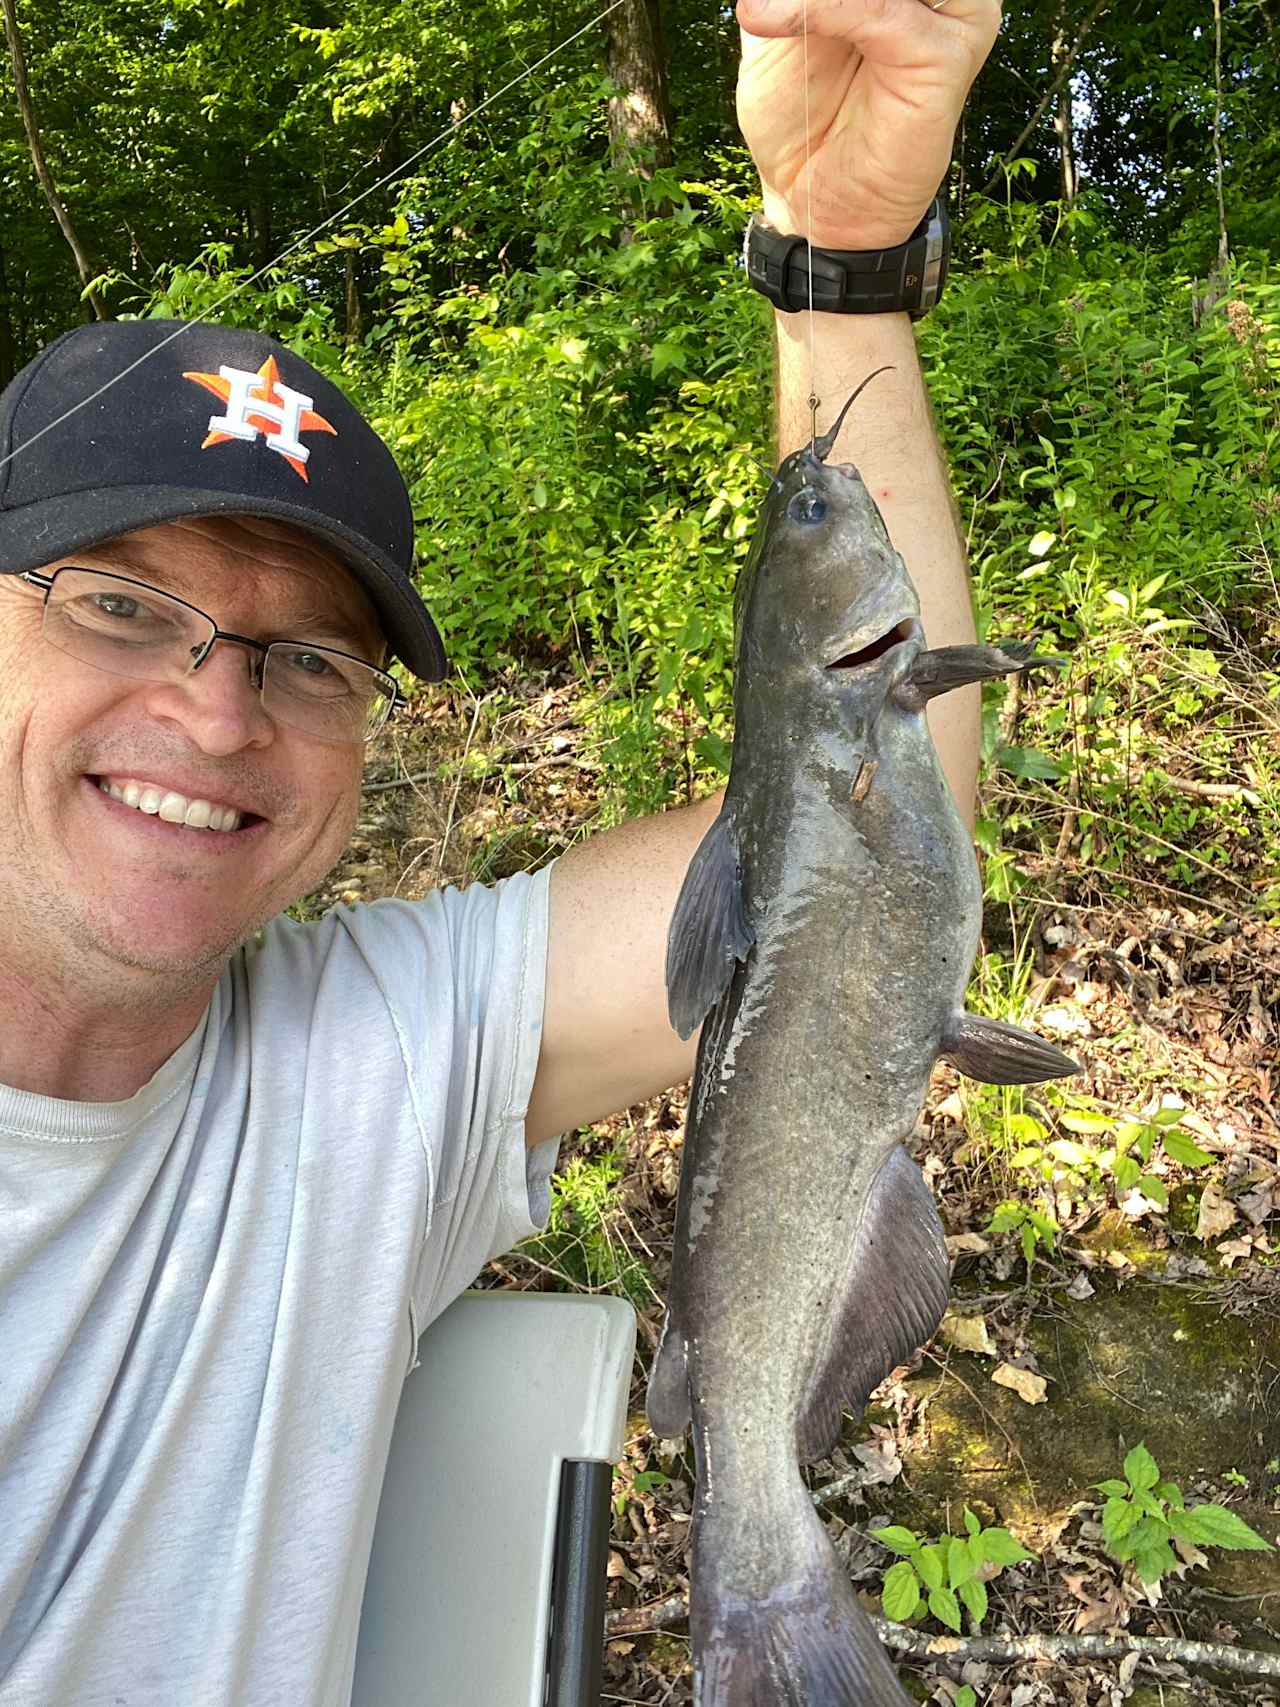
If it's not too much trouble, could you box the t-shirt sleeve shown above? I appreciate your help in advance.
[318,867,559,1331]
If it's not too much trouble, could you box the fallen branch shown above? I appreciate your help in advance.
[604,1596,1280,1679]
[1167,775,1252,802]
[876,1622,1280,1680]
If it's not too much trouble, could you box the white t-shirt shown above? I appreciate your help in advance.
[0,869,557,1707]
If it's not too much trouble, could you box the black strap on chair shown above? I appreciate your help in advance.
[544,1459,613,1707]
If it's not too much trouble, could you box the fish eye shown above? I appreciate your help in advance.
[787,488,828,526]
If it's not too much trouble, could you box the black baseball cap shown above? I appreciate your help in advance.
[0,319,447,680]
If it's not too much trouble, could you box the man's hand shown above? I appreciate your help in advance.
[736,0,1002,248]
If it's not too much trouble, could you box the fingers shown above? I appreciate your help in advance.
[737,0,1001,63]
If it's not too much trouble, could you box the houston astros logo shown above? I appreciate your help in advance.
[182,356,337,482]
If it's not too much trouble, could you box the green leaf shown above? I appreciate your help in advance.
[1137,1174,1169,1209]
[1178,1504,1275,1552]
[871,1526,920,1557]
[1112,1155,1141,1190]
[1162,1129,1214,1168]
[958,1575,989,1630]
[1132,1539,1177,1584]
[915,1544,946,1592]
[955,1689,977,1707]
[963,1508,981,1538]
[948,1535,976,1589]
[996,746,1066,782]
[1048,1138,1093,1166]
[928,1586,963,1633]
[978,1526,1035,1567]
[1102,1496,1138,1544]
[882,1560,922,1622]
[1094,1479,1130,1498]
[1125,1443,1161,1491]
[1059,1111,1115,1133]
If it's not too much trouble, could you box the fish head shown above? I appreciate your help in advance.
[735,443,923,698]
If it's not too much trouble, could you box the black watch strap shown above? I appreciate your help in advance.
[744,198,950,319]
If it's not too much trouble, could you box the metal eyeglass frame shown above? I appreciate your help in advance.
[18,566,407,743]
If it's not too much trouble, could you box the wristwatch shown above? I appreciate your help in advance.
[743,198,950,320]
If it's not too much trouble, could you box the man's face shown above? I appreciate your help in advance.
[0,515,386,991]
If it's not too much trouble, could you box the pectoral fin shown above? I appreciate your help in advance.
[665,806,755,1040]
[894,642,1062,710]
[941,1013,1079,1084]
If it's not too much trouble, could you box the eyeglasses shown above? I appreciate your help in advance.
[19,566,404,746]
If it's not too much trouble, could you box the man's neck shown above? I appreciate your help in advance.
[0,958,217,1102]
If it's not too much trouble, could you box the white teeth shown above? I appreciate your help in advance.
[98,778,243,833]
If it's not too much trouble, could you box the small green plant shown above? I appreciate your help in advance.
[1004,1102,1214,1214]
[613,1467,670,1518]
[1057,1104,1212,1208]
[1097,1443,1274,1586]
[987,1198,1059,1267]
[873,1509,1035,1633]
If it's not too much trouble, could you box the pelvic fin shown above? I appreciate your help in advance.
[941,1013,1079,1084]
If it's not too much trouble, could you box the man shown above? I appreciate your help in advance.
[0,1,1000,1702]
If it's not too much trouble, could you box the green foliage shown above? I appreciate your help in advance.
[521,1146,654,1305]
[874,1508,1035,1634]
[987,1198,1060,1269]
[1095,1442,1274,1587]
[1003,1101,1213,1214]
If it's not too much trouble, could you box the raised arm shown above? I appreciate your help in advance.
[524,0,1000,1147]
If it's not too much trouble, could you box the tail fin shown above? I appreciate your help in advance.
[691,1482,910,1707]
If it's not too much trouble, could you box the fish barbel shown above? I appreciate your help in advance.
[649,385,1077,1705]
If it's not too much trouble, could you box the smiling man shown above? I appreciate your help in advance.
[0,2,1000,1702]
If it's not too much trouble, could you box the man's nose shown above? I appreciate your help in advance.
[140,640,276,756]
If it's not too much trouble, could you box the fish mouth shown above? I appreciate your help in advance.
[824,618,922,673]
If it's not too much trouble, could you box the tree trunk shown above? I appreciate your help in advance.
[1053,24,1079,204]
[344,250,364,346]
[0,0,108,319]
[604,0,673,176]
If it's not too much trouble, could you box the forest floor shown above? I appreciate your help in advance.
[306,647,1280,1707]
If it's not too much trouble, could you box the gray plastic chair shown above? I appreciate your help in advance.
[351,1290,637,1707]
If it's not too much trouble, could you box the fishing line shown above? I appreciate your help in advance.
[0,0,629,479]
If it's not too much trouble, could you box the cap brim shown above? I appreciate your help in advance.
[0,483,447,682]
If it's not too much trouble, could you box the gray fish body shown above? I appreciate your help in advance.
[652,440,1075,1705]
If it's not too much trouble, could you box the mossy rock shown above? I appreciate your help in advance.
[877,1272,1280,1609]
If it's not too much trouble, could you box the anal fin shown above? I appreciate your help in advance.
[665,804,755,1040]
[894,641,1062,710]
[797,1145,949,1463]
[942,1013,1079,1084]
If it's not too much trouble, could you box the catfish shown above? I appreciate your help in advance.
[649,380,1077,1706]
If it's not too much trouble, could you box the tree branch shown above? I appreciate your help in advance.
[605,1596,1280,1680]
[981,0,1110,198]
[0,0,108,319]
